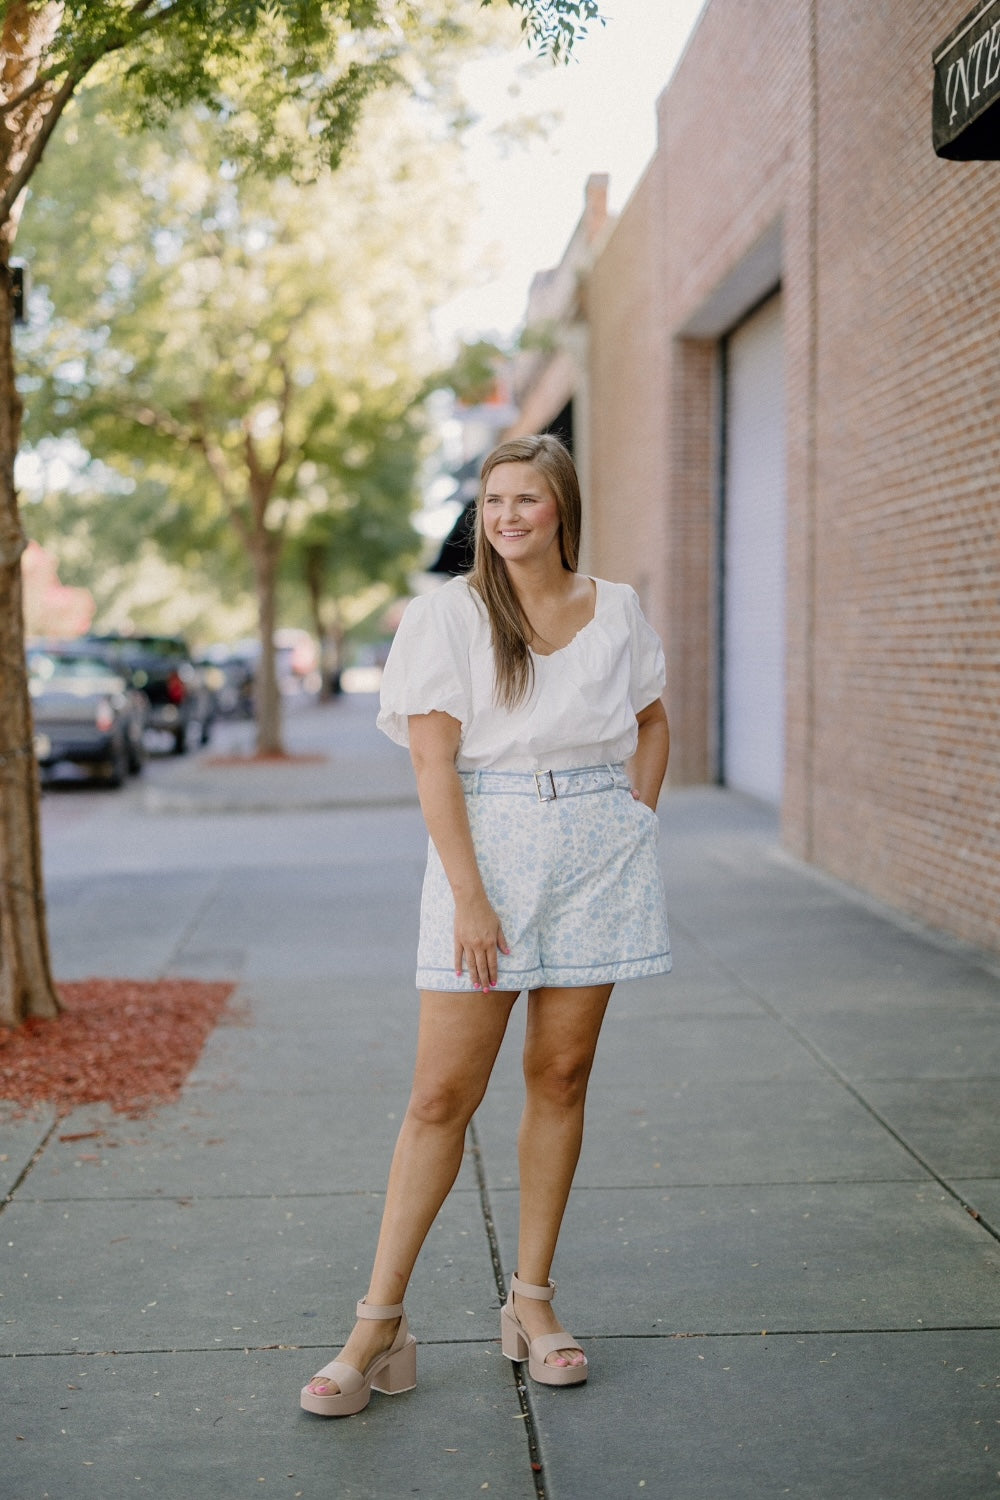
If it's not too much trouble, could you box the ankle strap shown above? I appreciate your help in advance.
[356,1297,405,1319]
[510,1273,556,1301]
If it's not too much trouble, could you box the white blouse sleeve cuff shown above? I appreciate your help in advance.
[377,590,472,747]
[626,587,667,711]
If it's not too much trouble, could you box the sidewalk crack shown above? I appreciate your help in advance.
[671,917,1000,1247]
[467,1118,546,1500]
[1,1115,61,1210]
[159,868,227,978]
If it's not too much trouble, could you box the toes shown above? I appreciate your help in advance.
[545,1348,583,1368]
[309,1378,338,1395]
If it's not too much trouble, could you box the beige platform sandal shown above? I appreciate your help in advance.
[500,1273,588,1387]
[300,1299,416,1417]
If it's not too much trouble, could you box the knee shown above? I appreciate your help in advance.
[406,1079,479,1129]
[524,1052,592,1110]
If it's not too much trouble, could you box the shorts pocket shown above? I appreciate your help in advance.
[629,794,659,825]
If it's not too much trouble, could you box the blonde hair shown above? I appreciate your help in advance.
[468,433,581,709]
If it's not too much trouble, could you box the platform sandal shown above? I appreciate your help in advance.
[300,1299,416,1417]
[500,1274,588,1387]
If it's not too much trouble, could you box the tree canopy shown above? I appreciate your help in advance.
[18,82,471,738]
[1,1,603,228]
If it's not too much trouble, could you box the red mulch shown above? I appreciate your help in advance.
[201,753,327,767]
[0,978,235,1119]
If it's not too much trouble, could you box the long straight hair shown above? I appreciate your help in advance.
[468,433,582,709]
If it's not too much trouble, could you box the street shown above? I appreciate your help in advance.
[5,692,1000,1498]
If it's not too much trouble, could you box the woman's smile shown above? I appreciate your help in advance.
[483,461,561,562]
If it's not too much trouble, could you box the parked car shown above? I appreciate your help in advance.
[196,648,256,719]
[85,634,215,753]
[227,630,320,701]
[32,635,153,738]
[29,649,147,787]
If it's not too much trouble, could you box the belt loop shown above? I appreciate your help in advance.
[473,769,482,794]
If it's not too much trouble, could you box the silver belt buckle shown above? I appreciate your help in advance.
[534,769,557,802]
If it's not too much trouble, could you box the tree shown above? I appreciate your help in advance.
[281,397,425,693]
[18,450,251,642]
[20,85,462,749]
[0,0,601,1025]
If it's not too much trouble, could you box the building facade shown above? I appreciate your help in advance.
[511,0,1000,956]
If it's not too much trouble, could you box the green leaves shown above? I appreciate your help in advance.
[2,2,601,194]
[6,0,606,638]
[17,82,468,635]
[495,0,604,62]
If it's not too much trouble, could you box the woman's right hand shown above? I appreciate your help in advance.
[407,713,511,991]
[453,891,510,992]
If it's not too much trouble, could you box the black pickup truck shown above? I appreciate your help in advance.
[86,634,214,754]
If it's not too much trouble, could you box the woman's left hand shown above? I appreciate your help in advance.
[628,699,669,811]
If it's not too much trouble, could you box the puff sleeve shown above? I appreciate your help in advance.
[626,587,666,712]
[376,584,475,748]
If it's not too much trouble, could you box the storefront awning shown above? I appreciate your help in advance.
[933,0,1000,159]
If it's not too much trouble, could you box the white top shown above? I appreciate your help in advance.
[376,576,666,773]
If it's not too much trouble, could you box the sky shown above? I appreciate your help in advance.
[434,0,708,347]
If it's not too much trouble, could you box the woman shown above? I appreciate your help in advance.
[301,433,671,1417]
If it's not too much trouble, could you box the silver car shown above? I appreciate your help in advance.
[29,650,148,787]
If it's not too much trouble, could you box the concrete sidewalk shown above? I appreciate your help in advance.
[5,694,1000,1499]
[139,691,419,814]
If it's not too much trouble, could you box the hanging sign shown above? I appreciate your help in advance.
[933,0,1000,158]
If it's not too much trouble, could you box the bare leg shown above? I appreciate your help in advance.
[307,988,519,1396]
[514,983,613,1367]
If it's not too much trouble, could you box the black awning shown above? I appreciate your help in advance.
[934,1,1000,159]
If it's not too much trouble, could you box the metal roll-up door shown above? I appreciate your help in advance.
[721,292,787,805]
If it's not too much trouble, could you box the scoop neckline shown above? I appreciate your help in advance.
[529,577,601,659]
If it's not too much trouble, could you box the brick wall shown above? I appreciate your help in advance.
[582,0,1000,954]
[808,0,1000,948]
[586,170,664,616]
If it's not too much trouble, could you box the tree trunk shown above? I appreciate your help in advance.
[321,612,344,700]
[252,533,284,756]
[0,3,73,1023]
[0,252,60,1025]
[302,545,342,700]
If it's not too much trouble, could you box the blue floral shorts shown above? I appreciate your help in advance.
[415,763,671,993]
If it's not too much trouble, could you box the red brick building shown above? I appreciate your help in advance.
[509,0,1000,956]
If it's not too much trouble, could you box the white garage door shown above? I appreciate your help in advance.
[722,292,786,805]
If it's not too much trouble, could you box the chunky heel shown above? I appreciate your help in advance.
[300,1299,416,1417]
[500,1305,530,1362]
[500,1274,587,1388]
[371,1332,417,1394]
